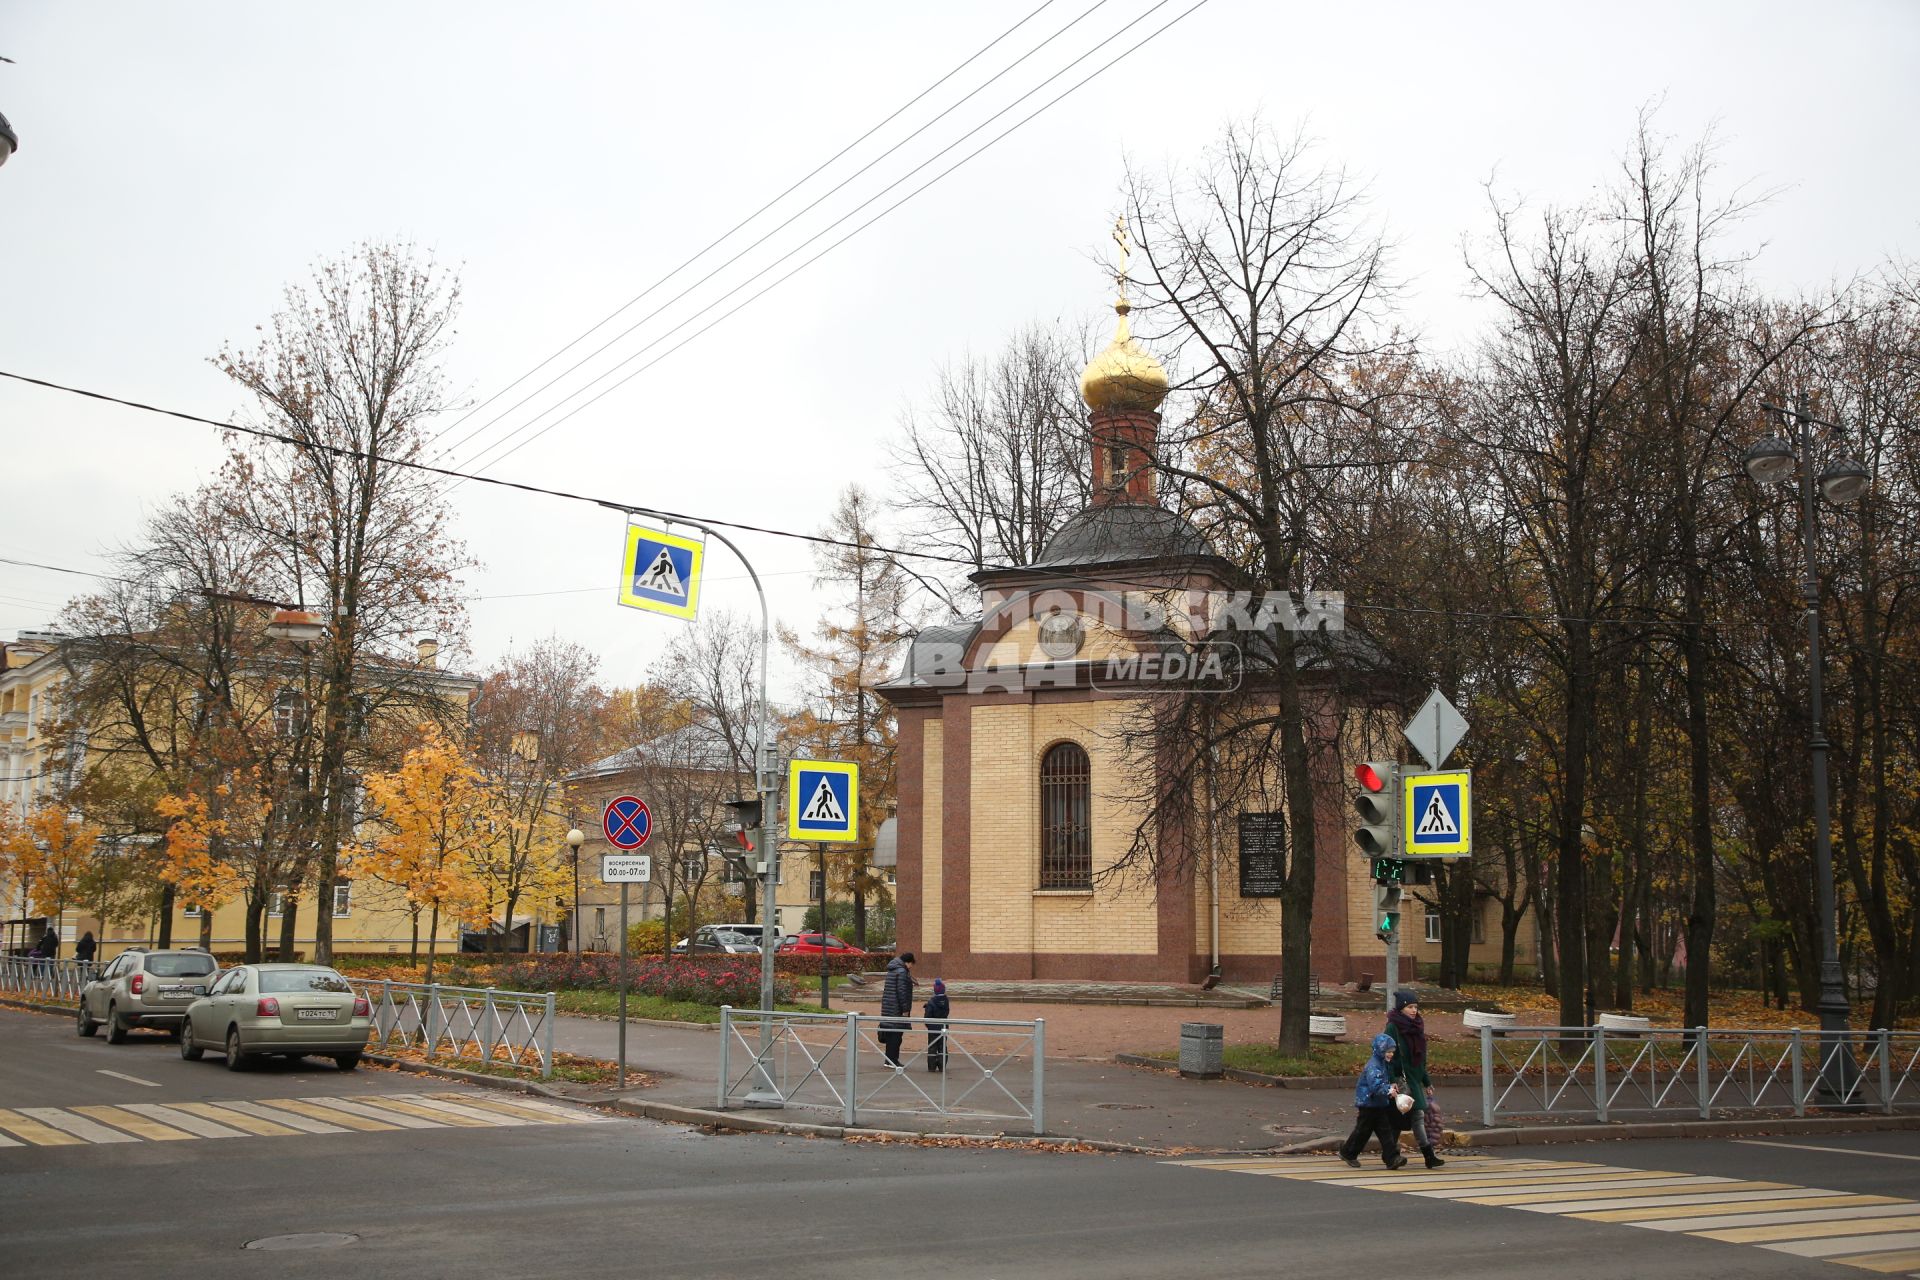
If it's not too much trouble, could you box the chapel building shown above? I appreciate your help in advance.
[877,279,1403,985]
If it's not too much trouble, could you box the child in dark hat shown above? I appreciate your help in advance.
[923,978,950,1072]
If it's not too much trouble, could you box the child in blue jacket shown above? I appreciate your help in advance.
[1338,1032,1408,1169]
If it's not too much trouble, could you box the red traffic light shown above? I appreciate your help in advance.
[1355,763,1387,792]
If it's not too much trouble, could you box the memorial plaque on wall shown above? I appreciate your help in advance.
[1237,812,1286,898]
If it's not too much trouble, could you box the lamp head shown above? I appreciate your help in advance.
[565,828,586,850]
[1818,456,1870,505]
[1742,435,1797,486]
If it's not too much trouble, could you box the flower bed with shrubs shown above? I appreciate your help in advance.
[492,953,796,1007]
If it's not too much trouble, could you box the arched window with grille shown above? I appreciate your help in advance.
[1039,741,1092,889]
[273,687,307,739]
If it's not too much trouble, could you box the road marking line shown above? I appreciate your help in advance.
[429,1092,601,1124]
[260,1098,401,1132]
[214,1099,347,1134]
[18,1107,140,1144]
[1575,1193,1897,1223]
[0,1109,84,1146]
[1763,1229,1920,1258]
[296,1096,445,1130]
[1344,1169,1671,1192]
[1822,1245,1920,1272]
[350,1096,496,1128]
[70,1105,196,1141]
[121,1103,248,1139]
[1734,1140,1920,1164]
[1514,1187,1857,1215]
[168,1102,302,1137]
[94,1069,162,1088]
[1636,1204,1920,1233]
[1700,1213,1920,1244]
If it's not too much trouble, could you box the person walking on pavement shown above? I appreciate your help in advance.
[1386,991,1445,1169]
[1339,1032,1408,1169]
[879,951,916,1068]
[923,978,950,1072]
[74,931,97,964]
[30,926,59,959]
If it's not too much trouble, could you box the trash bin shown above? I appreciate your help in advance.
[1180,1022,1224,1079]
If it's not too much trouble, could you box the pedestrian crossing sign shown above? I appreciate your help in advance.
[787,759,859,842]
[618,524,704,620]
[1402,769,1471,856]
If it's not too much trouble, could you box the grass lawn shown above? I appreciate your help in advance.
[1141,1039,1485,1078]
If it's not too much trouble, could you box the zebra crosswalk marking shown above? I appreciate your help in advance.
[351,1095,496,1128]
[66,1106,185,1141]
[0,1091,606,1151]
[70,1106,196,1142]
[18,1107,138,1144]
[259,1097,402,1132]
[167,1101,302,1136]
[1171,1154,1920,1277]
[0,1108,85,1146]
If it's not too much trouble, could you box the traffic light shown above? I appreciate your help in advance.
[722,797,763,853]
[1374,882,1403,942]
[1353,761,1401,858]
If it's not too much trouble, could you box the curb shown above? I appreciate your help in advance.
[1,995,71,1018]
[1112,1053,1350,1090]
[610,1098,1159,1154]
[360,1053,616,1102]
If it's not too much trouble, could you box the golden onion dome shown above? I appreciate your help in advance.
[1079,298,1169,413]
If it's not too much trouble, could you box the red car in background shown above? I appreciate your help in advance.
[775,933,868,957]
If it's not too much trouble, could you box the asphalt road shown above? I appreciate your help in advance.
[7,1005,1920,1278]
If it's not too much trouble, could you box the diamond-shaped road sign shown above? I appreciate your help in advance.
[1403,687,1468,771]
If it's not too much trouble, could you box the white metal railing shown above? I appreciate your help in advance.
[356,979,558,1080]
[1480,1025,1920,1125]
[718,1006,1046,1135]
[0,955,98,1002]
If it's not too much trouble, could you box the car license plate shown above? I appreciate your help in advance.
[296,1008,334,1021]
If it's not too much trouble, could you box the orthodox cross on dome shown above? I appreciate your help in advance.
[1111,214,1131,307]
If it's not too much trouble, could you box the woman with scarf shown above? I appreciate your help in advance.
[1385,991,1445,1169]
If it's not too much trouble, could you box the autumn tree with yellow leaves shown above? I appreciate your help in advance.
[2,803,105,929]
[351,724,497,982]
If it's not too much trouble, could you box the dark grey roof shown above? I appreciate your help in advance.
[569,719,747,781]
[1028,502,1214,570]
[877,620,982,691]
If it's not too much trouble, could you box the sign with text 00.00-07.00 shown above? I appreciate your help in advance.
[1237,812,1286,898]
[601,855,652,884]
[787,759,859,843]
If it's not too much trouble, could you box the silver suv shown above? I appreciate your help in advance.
[78,948,220,1042]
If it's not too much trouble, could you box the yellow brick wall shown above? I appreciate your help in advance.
[922,719,943,953]
[970,701,1158,956]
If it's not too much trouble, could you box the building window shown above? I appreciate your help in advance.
[268,889,289,917]
[1472,904,1486,946]
[679,856,706,883]
[1039,741,1092,890]
[332,882,351,918]
[273,688,306,739]
[1424,912,1441,944]
[182,903,202,918]
[808,870,824,900]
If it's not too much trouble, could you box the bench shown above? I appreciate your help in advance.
[1269,974,1322,1002]
[1309,1014,1347,1043]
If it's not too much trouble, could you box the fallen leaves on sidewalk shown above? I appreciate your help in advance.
[845,1133,1118,1155]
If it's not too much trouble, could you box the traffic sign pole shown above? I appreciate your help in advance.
[618,881,629,1091]
[818,843,830,1011]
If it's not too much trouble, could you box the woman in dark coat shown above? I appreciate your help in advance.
[1386,991,1444,1168]
[30,927,59,959]
[74,931,97,963]
[923,978,950,1072]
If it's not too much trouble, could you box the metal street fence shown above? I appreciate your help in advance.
[1480,1024,1920,1125]
[354,980,558,1081]
[0,955,98,1003]
[718,1006,1046,1135]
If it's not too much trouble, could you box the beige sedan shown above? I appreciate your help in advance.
[180,963,372,1072]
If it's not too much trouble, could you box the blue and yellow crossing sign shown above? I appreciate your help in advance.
[787,759,859,843]
[618,524,704,620]
[1402,769,1470,857]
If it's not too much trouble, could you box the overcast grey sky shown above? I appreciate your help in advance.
[2,1,1916,697]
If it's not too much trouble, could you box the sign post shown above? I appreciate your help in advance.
[602,796,652,1090]
[818,843,831,1011]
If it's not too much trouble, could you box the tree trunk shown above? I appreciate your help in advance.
[243,894,263,963]
[198,908,213,950]
[1557,618,1595,1025]
[409,911,421,966]
[1681,593,1716,1029]
[156,885,175,949]
[424,903,440,986]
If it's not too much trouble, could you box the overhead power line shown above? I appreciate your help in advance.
[0,370,981,568]
[449,0,1210,484]
[429,0,1083,468]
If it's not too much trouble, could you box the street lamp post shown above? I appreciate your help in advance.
[1743,397,1871,1099]
[565,828,586,952]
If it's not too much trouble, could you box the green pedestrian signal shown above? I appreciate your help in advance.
[1374,882,1402,942]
